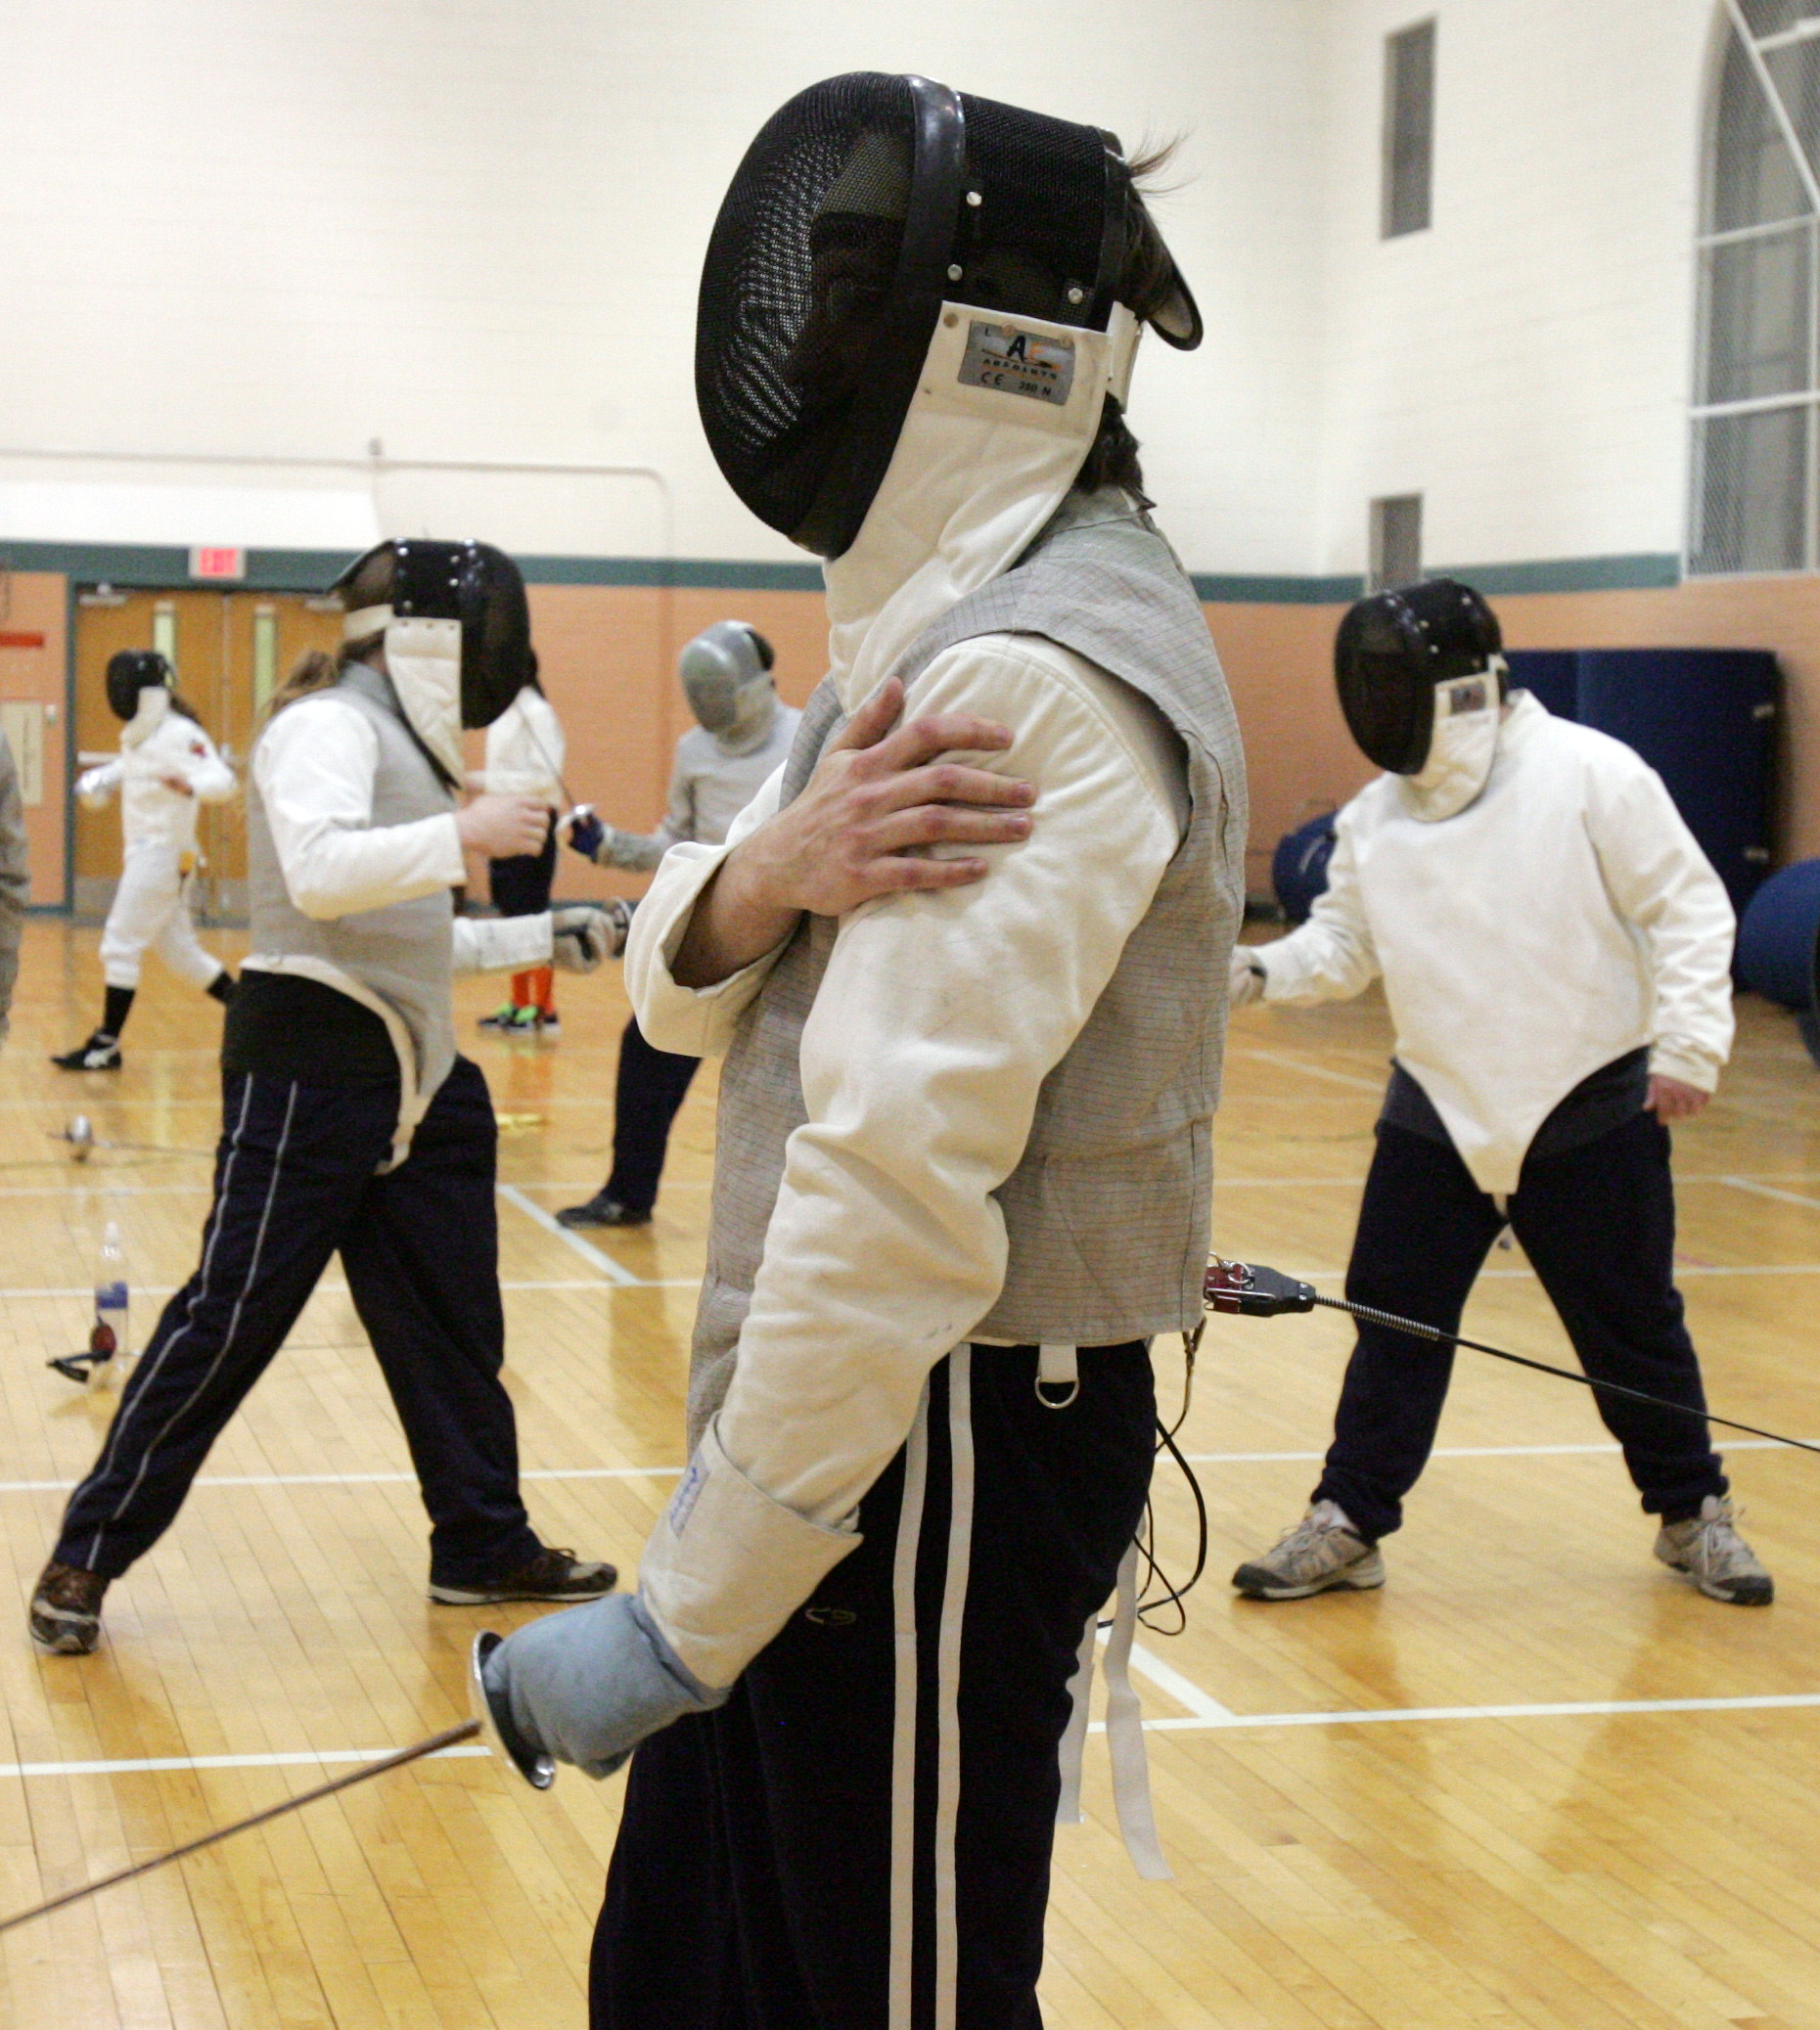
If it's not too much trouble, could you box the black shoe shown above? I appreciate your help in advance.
[52,1032,121,1071]
[30,1558,110,1653]
[556,1193,651,1229]
[428,1546,617,1605]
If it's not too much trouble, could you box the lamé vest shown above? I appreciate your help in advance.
[686,497,1248,1442]
[244,660,459,1115]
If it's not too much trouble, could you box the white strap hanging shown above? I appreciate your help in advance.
[1054,1609,1097,1826]
[1100,1540,1173,1880]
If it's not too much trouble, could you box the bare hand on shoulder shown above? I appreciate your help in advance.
[672,677,1035,988]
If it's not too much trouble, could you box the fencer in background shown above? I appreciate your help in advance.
[54,653,236,1071]
[1228,578,1770,1606]
[480,77,1243,2028]
[0,729,28,1045]
[557,622,799,1229]
[31,541,621,1657]
[476,651,568,1034]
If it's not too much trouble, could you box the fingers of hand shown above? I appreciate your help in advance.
[865,854,991,893]
[867,760,1036,815]
[869,712,1016,777]
[867,804,1032,854]
[828,678,905,755]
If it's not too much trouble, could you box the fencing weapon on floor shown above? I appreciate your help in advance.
[1204,1258,1820,1459]
[0,1718,482,1936]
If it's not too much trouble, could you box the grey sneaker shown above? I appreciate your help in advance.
[1232,1501,1386,1601]
[30,1558,110,1652]
[429,1545,617,1606]
[1655,1496,1774,1604]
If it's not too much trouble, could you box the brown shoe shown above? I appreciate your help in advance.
[428,1546,617,1606]
[30,1559,109,1653]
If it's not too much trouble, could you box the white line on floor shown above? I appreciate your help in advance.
[0,1744,491,1781]
[1229,1049,1386,1093]
[9,1690,1820,1781]
[0,1465,680,1495]
[1181,1437,1804,1464]
[0,1279,685,1300]
[496,1183,641,1286]
[1125,1642,1235,1721]
[1121,1691,1820,1733]
[1719,1175,1820,1212]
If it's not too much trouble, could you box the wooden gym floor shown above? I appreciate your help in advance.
[2,918,1819,2027]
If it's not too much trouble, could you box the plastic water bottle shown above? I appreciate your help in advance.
[90,1222,129,1389]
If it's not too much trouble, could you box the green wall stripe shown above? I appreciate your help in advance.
[1434,554,1683,595]
[0,539,1687,602]
[1193,572,1364,605]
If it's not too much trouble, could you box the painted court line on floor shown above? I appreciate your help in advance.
[9,1691,1820,1781]
[495,1183,698,1289]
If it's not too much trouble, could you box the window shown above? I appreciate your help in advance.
[1691,2,1820,574]
[1370,495,1424,592]
[1383,21,1436,239]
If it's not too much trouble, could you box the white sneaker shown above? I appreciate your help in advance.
[1232,1500,1386,1601]
[1655,1496,1774,1604]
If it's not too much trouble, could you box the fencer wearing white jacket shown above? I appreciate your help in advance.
[1251,690,1736,1195]
[80,690,237,994]
[476,684,565,804]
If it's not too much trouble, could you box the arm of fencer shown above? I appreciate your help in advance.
[177,728,238,804]
[1253,818,1380,1004]
[452,911,555,973]
[255,699,467,922]
[0,734,27,1033]
[1588,752,1736,1092]
[638,637,1184,1691]
[620,764,791,1057]
[585,746,693,871]
[76,758,124,807]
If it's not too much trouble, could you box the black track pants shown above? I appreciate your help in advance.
[591,1342,1157,2030]
[1314,1112,1727,1541]
[602,1015,699,1214]
[57,1058,540,1587]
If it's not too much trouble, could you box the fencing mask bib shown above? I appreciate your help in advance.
[1334,578,1508,822]
[107,651,174,727]
[331,539,532,785]
[696,72,1203,562]
[679,622,777,748]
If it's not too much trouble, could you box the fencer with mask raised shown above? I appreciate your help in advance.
[1227,578,1769,1607]
[54,652,237,1072]
[557,621,801,1229]
[477,73,1247,2027]
[31,541,621,1658]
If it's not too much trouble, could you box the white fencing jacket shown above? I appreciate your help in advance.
[81,701,236,858]
[623,305,1189,1686]
[477,687,567,804]
[254,695,553,973]
[1257,692,1736,1193]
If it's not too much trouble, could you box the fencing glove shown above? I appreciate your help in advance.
[1229,946,1267,1009]
[562,806,606,860]
[552,900,634,971]
[478,1590,727,1782]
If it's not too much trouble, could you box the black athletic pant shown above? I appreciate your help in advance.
[592,1342,1157,2030]
[489,815,557,918]
[601,1015,699,1214]
[1314,1111,1727,1542]
[57,1058,541,1588]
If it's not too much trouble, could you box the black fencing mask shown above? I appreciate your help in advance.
[106,651,174,724]
[331,539,532,783]
[696,72,1203,560]
[1335,578,1505,775]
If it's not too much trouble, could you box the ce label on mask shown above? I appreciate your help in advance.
[958,322,1076,405]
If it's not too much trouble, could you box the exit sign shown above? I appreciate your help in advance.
[189,546,246,581]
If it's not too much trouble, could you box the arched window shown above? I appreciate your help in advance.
[1692,3,1820,574]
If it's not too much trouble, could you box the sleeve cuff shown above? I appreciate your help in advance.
[1649,1043,1720,1093]
[637,1420,861,1689]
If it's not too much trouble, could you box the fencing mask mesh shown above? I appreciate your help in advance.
[697,71,1202,560]
[106,651,174,724]
[1334,578,1504,775]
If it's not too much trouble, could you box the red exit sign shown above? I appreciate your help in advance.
[189,546,246,581]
